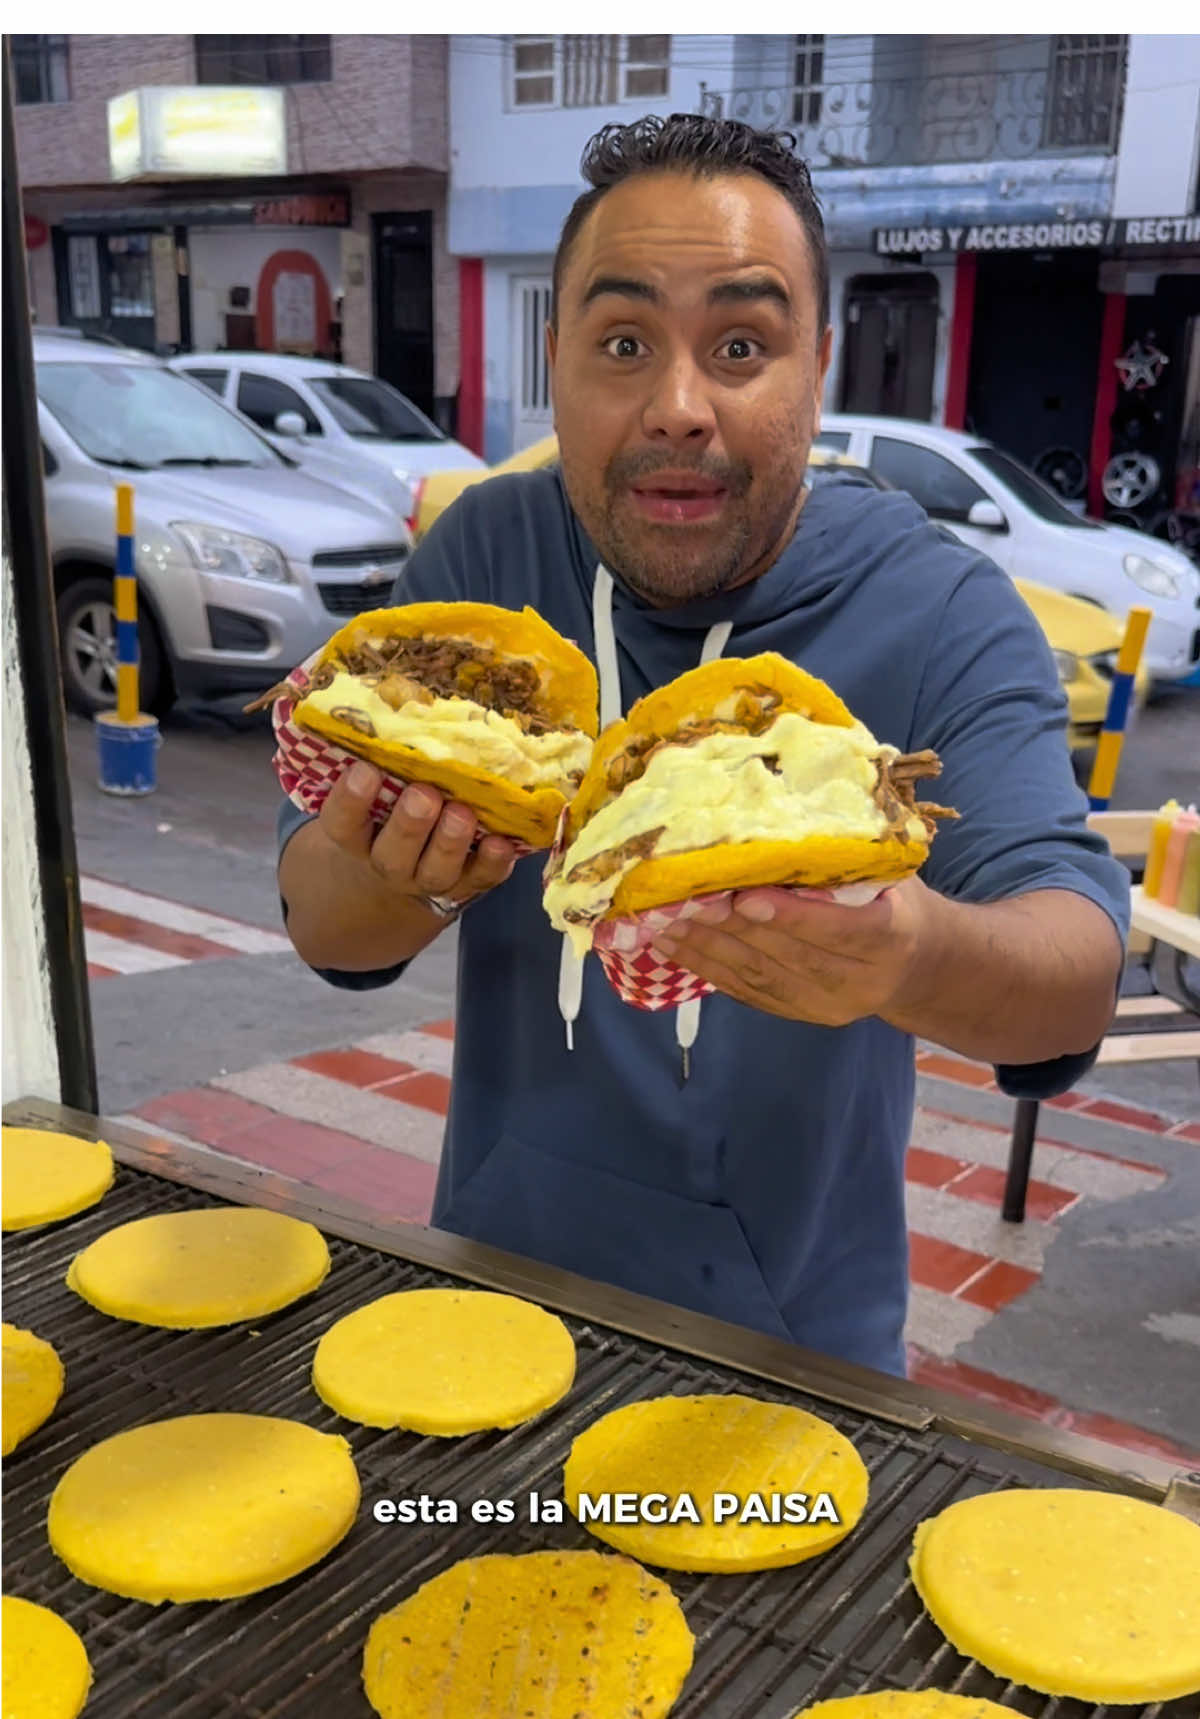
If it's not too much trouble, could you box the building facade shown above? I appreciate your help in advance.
[449,33,1200,535]
[13,34,460,425]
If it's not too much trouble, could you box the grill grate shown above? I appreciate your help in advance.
[3,1166,1192,1719]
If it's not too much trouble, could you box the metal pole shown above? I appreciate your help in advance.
[1,47,98,1112]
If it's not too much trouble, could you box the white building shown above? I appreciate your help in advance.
[448,33,1200,533]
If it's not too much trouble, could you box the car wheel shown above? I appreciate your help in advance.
[56,577,171,718]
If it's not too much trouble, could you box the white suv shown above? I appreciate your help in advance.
[817,415,1200,683]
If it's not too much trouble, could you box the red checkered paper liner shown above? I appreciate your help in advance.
[544,807,889,1011]
[269,653,534,853]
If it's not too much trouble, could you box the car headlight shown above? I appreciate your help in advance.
[1122,553,1180,598]
[1053,649,1079,683]
[172,522,290,584]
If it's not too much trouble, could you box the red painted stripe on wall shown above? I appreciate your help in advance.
[458,257,484,456]
[1088,290,1127,518]
[943,252,977,430]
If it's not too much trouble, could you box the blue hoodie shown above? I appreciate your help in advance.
[278,468,1129,1375]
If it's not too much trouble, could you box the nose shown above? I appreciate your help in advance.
[640,353,716,445]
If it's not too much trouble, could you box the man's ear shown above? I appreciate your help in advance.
[816,324,834,399]
[546,320,558,412]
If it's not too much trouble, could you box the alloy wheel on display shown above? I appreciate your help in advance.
[1101,452,1161,510]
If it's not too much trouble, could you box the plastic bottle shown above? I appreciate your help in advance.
[1175,827,1200,918]
[1143,799,1180,899]
[1159,805,1200,909]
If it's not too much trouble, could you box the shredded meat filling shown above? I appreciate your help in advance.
[245,633,572,734]
[873,749,960,840]
[602,685,783,796]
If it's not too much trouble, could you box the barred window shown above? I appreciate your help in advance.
[195,35,332,86]
[510,36,670,109]
[1044,36,1126,152]
[792,35,825,128]
[11,35,70,105]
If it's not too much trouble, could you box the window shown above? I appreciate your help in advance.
[968,446,1099,530]
[195,35,331,86]
[792,35,824,128]
[36,362,280,470]
[180,368,229,396]
[812,430,851,453]
[11,36,69,104]
[869,437,988,522]
[236,373,322,434]
[308,376,443,442]
[510,36,670,109]
[104,235,154,319]
[1044,36,1126,152]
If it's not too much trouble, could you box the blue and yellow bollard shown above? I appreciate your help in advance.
[95,483,160,795]
[1086,605,1151,811]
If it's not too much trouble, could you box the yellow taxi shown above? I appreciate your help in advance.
[410,437,1145,754]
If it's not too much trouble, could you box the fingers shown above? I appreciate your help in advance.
[318,760,383,860]
[363,780,518,902]
[455,834,519,901]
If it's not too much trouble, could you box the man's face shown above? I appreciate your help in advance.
[548,170,833,607]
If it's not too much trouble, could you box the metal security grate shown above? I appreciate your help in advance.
[3,1165,1193,1719]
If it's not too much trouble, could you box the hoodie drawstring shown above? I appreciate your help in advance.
[557,565,732,1077]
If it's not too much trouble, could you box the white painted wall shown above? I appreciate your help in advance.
[449,35,738,190]
[187,227,343,352]
[1113,35,1200,218]
[1,538,60,1104]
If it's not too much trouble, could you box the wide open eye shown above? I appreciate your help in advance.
[602,334,648,360]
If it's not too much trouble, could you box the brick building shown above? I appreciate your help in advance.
[13,34,461,426]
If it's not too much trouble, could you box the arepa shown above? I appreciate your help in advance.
[362,1550,693,1718]
[910,1488,1200,1702]
[2,1322,65,1456]
[2,1595,91,1719]
[2,1125,113,1231]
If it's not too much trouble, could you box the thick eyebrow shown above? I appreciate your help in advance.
[707,275,792,312]
[580,275,663,310]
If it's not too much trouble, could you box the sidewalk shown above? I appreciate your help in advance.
[119,1020,1200,1468]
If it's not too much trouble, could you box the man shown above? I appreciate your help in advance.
[278,115,1128,1376]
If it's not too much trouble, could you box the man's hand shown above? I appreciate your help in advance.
[650,879,1121,1064]
[279,761,518,973]
[649,880,930,1025]
[322,760,518,914]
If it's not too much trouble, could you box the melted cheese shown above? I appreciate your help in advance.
[302,672,593,789]
[545,714,920,939]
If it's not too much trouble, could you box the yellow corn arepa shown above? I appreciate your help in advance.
[313,1288,575,1433]
[48,1413,359,1602]
[2,1125,113,1231]
[563,1393,869,1573]
[362,1550,694,1719]
[2,1322,65,1456]
[798,1697,1015,1718]
[910,1488,1200,1703]
[294,602,599,846]
[65,1205,330,1328]
[545,654,936,933]
[2,1596,92,1719]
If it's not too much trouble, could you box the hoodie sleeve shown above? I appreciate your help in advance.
[908,555,1130,1094]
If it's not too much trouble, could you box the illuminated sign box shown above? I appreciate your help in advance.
[108,87,287,181]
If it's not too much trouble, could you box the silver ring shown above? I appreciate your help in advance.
[419,894,465,921]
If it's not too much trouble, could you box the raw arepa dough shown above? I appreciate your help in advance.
[2,1126,113,1231]
[48,1413,359,1602]
[362,1549,693,1719]
[312,1287,576,1433]
[2,1322,65,1456]
[798,1697,1017,1718]
[65,1205,330,1327]
[2,1595,92,1718]
[563,1392,869,1572]
[910,1487,1200,1703]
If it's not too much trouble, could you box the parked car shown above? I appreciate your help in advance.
[815,414,1200,684]
[35,334,415,716]
[169,352,486,521]
[411,435,1144,753]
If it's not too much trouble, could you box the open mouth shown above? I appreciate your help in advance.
[629,477,729,523]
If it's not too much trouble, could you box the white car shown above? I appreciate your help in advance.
[816,415,1200,683]
[170,352,486,522]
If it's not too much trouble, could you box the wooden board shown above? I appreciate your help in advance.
[1095,1030,1200,1066]
[1130,886,1200,960]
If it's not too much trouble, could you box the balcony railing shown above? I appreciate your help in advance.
[698,55,1125,169]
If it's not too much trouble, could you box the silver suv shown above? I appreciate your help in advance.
[34,332,412,715]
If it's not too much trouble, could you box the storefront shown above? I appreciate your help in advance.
[873,216,1200,546]
[41,186,352,360]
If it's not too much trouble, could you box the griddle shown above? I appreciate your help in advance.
[4,1098,1199,1719]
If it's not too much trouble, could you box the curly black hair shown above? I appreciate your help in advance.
[551,113,829,334]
